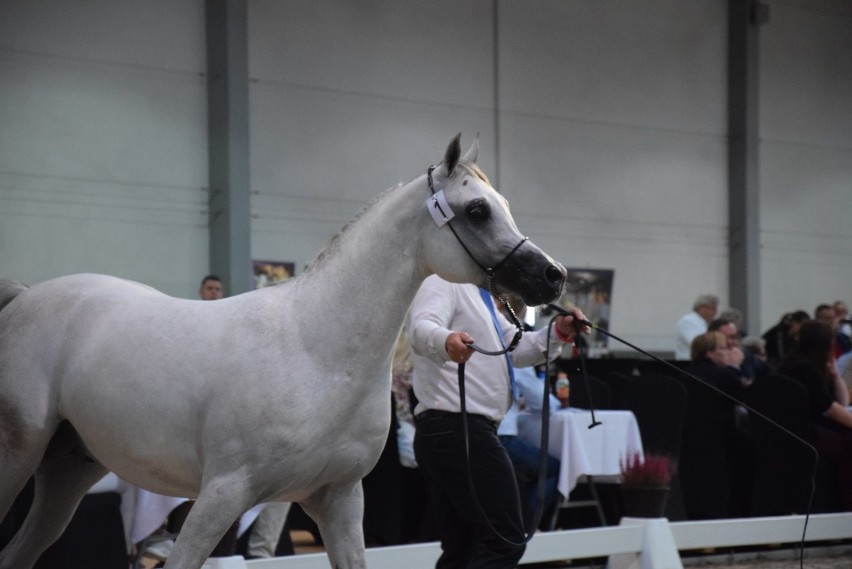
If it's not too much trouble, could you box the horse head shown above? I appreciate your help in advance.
[422,134,566,307]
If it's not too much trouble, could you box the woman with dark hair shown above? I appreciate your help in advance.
[778,320,852,510]
[762,310,810,367]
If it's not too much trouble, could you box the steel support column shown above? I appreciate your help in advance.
[728,0,766,333]
[205,0,251,296]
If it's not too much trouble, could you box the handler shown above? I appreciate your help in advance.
[408,275,587,569]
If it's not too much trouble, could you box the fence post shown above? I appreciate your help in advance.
[607,517,683,569]
[202,556,249,569]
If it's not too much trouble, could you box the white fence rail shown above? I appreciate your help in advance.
[202,513,852,569]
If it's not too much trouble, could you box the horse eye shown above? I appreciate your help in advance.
[465,199,491,223]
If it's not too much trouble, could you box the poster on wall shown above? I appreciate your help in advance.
[252,260,295,289]
[554,268,614,347]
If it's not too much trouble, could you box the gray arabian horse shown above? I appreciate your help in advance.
[0,135,566,569]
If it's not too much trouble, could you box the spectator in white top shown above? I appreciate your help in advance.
[675,294,719,360]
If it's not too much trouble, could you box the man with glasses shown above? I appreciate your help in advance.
[708,318,769,383]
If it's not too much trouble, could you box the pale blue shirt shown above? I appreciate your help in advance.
[498,365,561,436]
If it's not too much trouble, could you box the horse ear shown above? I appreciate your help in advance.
[461,134,479,164]
[443,133,462,176]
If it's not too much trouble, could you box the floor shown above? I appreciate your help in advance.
[137,535,851,568]
[532,551,851,569]
[137,530,322,568]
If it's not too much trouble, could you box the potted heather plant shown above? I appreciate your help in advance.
[619,452,675,518]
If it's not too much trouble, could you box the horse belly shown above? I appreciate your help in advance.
[60,384,205,496]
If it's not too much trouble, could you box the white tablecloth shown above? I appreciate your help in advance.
[130,490,265,543]
[517,408,644,497]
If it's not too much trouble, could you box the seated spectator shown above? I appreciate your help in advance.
[835,300,851,341]
[718,307,746,336]
[687,331,753,516]
[708,318,769,383]
[497,366,561,529]
[816,303,852,358]
[778,320,852,511]
[741,336,768,363]
[496,297,561,529]
[688,332,750,405]
[837,349,852,402]
[675,294,718,360]
[707,318,771,385]
[762,310,810,367]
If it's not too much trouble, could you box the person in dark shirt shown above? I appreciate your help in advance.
[778,321,852,510]
[709,318,769,383]
[687,331,753,516]
[762,310,810,368]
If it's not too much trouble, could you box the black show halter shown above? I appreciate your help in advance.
[426,164,528,342]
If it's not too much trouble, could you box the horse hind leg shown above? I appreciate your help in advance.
[0,421,108,569]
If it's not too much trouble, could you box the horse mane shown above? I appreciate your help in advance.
[458,161,490,186]
[302,159,490,277]
[302,182,404,276]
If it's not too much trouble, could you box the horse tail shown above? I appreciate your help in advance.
[0,279,28,313]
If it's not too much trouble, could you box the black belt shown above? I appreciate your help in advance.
[416,409,498,429]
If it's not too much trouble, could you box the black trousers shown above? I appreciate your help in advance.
[414,412,525,569]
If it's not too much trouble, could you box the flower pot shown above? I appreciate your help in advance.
[620,486,669,518]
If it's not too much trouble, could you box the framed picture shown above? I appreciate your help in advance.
[252,260,295,289]
[556,268,614,346]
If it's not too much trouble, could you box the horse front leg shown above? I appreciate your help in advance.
[301,481,367,569]
[162,479,254,569]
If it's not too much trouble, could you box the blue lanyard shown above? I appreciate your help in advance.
[478,288,518,400]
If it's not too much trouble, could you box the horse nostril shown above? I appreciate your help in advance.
[544,265,565,287]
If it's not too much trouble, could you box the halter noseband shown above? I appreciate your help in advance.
[427,164,528,352]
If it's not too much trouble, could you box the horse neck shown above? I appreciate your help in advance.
[294,178,430,352]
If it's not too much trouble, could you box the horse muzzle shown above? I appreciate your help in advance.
[492,251,566,307]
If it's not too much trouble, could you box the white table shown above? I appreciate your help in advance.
[518,408,644,498]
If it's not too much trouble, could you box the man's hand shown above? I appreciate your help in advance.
[555,307,590,342]
[446,331,475,363]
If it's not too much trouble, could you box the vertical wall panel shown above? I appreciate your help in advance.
[0,1,209,297]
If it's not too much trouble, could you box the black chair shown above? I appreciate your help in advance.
[567,357,637,380]
[677,375,736,519]
[601,372,635,410]
[620,373,688,520]
[565,373,612,410]
[636,359,689,378]
[745,373,838,515]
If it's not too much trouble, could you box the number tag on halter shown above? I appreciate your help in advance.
[426,190,455,227]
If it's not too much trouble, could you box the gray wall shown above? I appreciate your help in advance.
[1,0,850,352]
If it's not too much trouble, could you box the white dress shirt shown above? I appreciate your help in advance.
[409,275,569,423]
